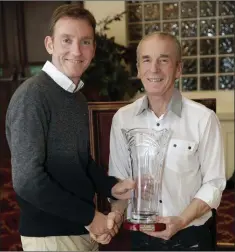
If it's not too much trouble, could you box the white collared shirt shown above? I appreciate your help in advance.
[42,61,84,92]
[109,90,226,227]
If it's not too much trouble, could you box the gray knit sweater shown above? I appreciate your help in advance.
[5,71,117,236]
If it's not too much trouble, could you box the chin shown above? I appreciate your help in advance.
[68,72,82,78]
[146,89,164,96]
[147,86,163,93]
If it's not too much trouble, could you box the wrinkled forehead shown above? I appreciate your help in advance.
[138,35,178,59]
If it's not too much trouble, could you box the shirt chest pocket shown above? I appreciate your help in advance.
[165,139,198,173]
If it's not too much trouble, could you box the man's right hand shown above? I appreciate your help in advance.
[89,210,124,244]
[88,211,110,236]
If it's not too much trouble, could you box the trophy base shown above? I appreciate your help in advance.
[131,211,157,223]
[123,220,166,232]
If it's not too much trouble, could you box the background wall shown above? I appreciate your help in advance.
[85,1,234,115]
[85,1,127,46]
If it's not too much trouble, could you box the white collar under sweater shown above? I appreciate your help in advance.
[42,61,84,93]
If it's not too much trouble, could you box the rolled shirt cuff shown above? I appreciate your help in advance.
[194,183,223,209]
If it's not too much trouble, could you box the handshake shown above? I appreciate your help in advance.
[86,178,135,244]
[86,210,124,244]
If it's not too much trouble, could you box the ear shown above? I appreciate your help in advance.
[92,41,96,59]
[175,61,183,79]
[44,36,54,55]
[136,62,140,79]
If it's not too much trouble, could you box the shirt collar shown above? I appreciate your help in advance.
[135,88,182,117]
[42,61,84,93]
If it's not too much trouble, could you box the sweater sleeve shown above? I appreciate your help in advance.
[87,155,118,198]
[5,87,95,226]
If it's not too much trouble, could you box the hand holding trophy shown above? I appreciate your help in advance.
[122,128,171,232]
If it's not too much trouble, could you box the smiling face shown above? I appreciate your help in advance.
[45,16,96,84]
[137,34,182,97]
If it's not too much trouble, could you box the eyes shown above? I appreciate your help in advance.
[62,38,93,46]
[81,39,93,46]
[142,58,169,64]
[62,38,71,44]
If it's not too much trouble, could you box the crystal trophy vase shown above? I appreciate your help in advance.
[122,128,171,232]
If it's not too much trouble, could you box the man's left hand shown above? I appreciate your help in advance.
[111,178,136,200]
[142,216,185,240]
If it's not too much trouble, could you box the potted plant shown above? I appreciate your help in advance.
[82,12,140,101]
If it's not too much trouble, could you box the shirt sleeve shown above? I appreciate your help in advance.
[6,89,95,226]
[194,110,226,209]
[108,113,131,180]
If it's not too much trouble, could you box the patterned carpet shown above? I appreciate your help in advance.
[216,189,235,248]
[0,166,234,251]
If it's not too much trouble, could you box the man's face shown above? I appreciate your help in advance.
[45,17,96,84]
[137,35,182,97]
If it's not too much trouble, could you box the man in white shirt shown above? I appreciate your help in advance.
[109,32,226,250]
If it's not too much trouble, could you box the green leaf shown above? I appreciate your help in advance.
[29,65,42,76]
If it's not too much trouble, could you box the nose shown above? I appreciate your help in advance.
[150,61,161,73]
[72,42,82,56]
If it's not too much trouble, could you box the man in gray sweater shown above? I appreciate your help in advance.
[5,4,134,251]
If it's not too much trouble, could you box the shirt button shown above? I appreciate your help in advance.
[188,146,191,150]
[173,144,177,147]
[156,123,160,126]
[159,200,162,203]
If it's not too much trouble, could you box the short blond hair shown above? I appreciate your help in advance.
[136,32,182,65]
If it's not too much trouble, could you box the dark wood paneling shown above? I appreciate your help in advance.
[2,2,19,69]
[0,2,7,65]
[17,1,69,81]
[0,2,86,251]
[0,1,84,166]
[23,1,63,64]
[19,1,84,79]
[88,102,131,251]
[0,83,15,167]
[88,98,217,250]
[88,99,216,213]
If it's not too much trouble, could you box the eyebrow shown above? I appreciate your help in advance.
[141,54,170,58]
[141,55,151,60]
[159,54,169,58]
[60,34,93,40]
[60,34,73,38]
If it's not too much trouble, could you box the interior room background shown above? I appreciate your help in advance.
[1,0,233,177]
[0,1,234,250]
